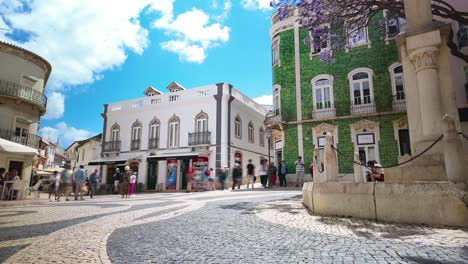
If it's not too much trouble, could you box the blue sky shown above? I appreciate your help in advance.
[0,0,274,148]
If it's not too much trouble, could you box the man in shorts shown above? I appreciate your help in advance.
[295,156,305,187]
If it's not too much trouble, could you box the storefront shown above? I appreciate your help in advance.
[88,153,141,184]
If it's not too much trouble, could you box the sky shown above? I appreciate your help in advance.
[0,0,274,148]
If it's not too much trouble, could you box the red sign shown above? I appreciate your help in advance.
[193,157,208,168]
[234,152,242,166]
[130,162,139,167]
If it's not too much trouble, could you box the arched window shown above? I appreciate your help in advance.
[348,68,374,106]
[235,115,242,138]
[389,63,405,100]
[195,112,208,132]
[312,75,334,110]
[273,85,281,116]
[168,116,180,148]
[248,122,254,143]
[111,124,120,142]
[131,121,142,150]
[149,118,160,149]
[259,127,265,146]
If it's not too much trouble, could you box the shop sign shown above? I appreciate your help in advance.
[274,140,283,150]
[357,133,375,145]
[317,136,334,148]
[234,152,242,166]
[192,157,208,168]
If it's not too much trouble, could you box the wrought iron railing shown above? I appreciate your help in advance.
[392,94,406,112]
[312,104,336,120]
[188,131,211,146]
[0,129,41,148]
[102,141,121,152]
[350,97,376,115]
[130,140,141,151]
[264,110,282,126]
[458,25,468,48]
[0,79,47,109]
[148,138,159,149]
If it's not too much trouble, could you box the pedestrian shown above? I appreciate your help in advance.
[295,156,305,187]
[278,160,288,187]
[186,165,195,193]
[113,168,121,194]
[309,160,314,181]
[48,173,56,201]
[89,168,100,198]
[54,170,62,201]
[270,162,277,187]
[219,166,228,190]
[267,162,276,188]
[129,172,136,197]
[232,163,242,190]
[246,159,255,189]
[60,166,73,201]
[368,160,385,182]
[208,168,216,191]
[201,165,210,191]
[121,166,131,198]
[74,165,87,201]
[259,159,268,188]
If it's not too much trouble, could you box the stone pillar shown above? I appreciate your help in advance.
[442,115,467,182]
[409,47,442,139]
[404,0,433,34]
[313,147,321,182]
[324,133,338,182]
[353,152,365,182]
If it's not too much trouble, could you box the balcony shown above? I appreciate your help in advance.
[392,94,406,112]
[312,102,336,120]
[148,138,159,149]
[188,131,211,146]
[350,96,376,115]
[102,141,121,152]
[0,79,47,112]
[130,140,141,151]
[0,129,41,148]
[264,109,284,129]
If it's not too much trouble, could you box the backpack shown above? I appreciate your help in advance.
[205,169,211,176]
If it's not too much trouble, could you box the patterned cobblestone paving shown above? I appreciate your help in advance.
[0,190,466,263]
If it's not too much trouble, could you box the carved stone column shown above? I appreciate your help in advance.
[409,46,443,139]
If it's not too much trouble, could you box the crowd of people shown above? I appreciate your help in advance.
[111,166,137,198]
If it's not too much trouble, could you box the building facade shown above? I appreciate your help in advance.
[266,9,410,180]
[267,2,468,181]
[94,82,269,191]
[65,134,102,176]
[0,41,51,183]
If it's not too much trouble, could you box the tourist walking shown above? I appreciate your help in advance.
[208,168,216,191]
[270,162,277,187]
[219,166,228,190]
[309,160,314,181]
[267,162,276,188]
[295,156,305,187]
[246,160,255,189]
[278,160,288,187]
[48,172,56,201]
[232,163,242,190]
[74,165,87,201]
[202,165,210,191]
[113,168,122,194]
[259,159,268,188]
[121,166,131,198]
[60,166,73,201]
[89,169,100,198]
[54,170,62,201]
[129,172,136,197]
[186,165,195,193]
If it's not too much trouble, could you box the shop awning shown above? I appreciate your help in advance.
[0,138,38,156]
[88,153,142,165]
[147,150,210,161]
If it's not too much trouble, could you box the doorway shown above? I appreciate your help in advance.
[147,160,157,190]
[180,158,190,190]
[8,160,24,179]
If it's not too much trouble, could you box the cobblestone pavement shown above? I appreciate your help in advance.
[0,189,467,263]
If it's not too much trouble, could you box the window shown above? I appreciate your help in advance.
[132,123,142,141]
[313,77,333,110]
[347,26,368,47]
[273,86,280,116]
[150,122,159,139]
[310,27,329,55]
[248,122,254,143]
[259,127,265,146]
[389,63,405,100]
[111,125,120,142]
[20,75,38,88]
[272,39,280,66]
[349,69,374,105]
[196,113,208,132]
[385,11,406,38]
[235,116,242,138]
[168,117,180,148]
[398,129,411,156]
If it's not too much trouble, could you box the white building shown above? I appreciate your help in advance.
[92,82,270,191]
[65,134,102,175]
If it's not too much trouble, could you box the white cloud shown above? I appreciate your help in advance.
[241,0,272,11]
[39,122,95,147]
[216,1,232,21]
[153,8,230,63]
[43,92,65,120]
[253,95,272,105]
